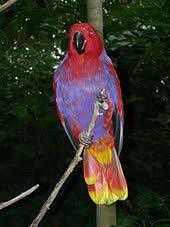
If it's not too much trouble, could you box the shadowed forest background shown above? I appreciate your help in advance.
[0,0,169,226]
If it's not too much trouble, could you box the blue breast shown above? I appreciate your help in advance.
[55,59,118,142]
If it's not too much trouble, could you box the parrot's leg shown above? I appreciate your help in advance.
[78,131,93,146]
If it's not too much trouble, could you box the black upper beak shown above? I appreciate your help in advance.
[74,32,86,54]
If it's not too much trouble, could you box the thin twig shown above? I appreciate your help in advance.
[0,0,17,12]
[0,184,39,210]
[29,89,108,227]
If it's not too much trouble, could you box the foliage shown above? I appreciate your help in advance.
[0,0,169,226]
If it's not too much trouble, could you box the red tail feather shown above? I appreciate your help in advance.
[83,149,128,205]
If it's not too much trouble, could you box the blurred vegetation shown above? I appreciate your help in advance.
[0,0,169,226]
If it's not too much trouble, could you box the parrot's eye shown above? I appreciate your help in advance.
[89,29,94,35]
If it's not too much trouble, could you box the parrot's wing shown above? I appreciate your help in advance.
[53,73,79,151]
[104,56,124,156]
[113,106,124,156]
[62,115,79,150]
[55,102,79,151]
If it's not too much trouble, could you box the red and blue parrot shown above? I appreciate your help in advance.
[53,23,128,204]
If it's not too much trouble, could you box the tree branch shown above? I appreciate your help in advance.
[0,0,17,12]
[0,184,39,210]
[29,89,108,227]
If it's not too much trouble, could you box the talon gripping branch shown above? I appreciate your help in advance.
[53,23,128,204]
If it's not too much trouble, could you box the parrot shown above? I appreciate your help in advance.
[53,22,128,205]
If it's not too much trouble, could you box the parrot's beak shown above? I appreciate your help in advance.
[74,32,86,54]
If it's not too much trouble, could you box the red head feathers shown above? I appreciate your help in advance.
[68,23,103,58]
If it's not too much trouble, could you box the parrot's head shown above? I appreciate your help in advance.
[68,23,103,58]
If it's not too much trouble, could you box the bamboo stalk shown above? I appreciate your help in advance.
[87,0,103,41]
[86,1,117,226]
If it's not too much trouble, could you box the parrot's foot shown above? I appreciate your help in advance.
[96,89,108,103]
[78,131,93,146]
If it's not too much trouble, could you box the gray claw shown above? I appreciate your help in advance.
[78,131,93,146]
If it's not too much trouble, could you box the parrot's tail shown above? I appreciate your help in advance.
[83,143,128,205]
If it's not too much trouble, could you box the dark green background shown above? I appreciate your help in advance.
[0,0,169,226]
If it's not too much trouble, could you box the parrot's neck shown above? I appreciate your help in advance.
[64,49,104,80]
[64,52,104,81]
